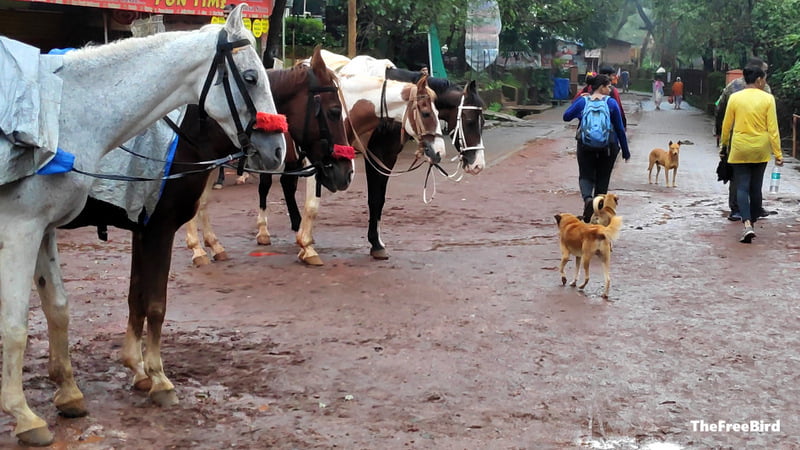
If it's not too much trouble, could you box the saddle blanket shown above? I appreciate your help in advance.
[0,37,63,184]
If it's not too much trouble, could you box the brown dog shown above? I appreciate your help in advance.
[554,213,623,299]
[589,193,618,226]
[648,141,680,187]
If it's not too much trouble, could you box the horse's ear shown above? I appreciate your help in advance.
[224,4,246,35]
[310,45,326,73]
[467,79,478,93]
[417,73,429,88]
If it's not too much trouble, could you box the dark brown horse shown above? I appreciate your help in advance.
[290,53,487,261]
[188,68,446,265]
[237,54,487,264]
[60,46,350,405]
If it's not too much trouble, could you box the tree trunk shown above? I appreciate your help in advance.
[264,0,287,69]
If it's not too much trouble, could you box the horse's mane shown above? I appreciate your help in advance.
[64,24,252,68]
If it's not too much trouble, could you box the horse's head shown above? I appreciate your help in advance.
[199,4,287,172]
[405,75,446,164]
[296,46,354,193]
[434,80,485,175]
[454,80,486,174]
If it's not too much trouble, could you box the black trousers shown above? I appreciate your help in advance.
[576,140,620,202]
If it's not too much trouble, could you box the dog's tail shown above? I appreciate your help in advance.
[592,195,605,213]
[601,215,623,241]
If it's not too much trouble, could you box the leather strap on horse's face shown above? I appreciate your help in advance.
[301,68,339,161]
[197,29,287,175]
[450,94,485,157]
[402,85,442,158]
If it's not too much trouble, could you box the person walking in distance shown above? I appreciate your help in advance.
[563,74,631,222]
[653,76,665,110]
[671,77,684,110]
[716,58,773,221]
[719,64,782,243]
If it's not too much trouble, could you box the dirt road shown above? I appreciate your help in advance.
[2,94,799,449]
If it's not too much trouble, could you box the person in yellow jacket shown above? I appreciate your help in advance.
[720,64,783,243]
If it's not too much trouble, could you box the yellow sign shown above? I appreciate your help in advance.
[210,16,225,24]
[251,19,269,38]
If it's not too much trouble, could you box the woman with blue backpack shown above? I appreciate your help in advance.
[563,74,631,222]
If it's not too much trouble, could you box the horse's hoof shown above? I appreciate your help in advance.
[370,249,389,260]
[212,183,223,190]
[192,255,211,267]
[257,235,271,246]
[57,398,88,418]
[213,251,229,261]
[134,377,153,391]
[569,281,577,287]
[150,389,179,407]
[561,277,567,285]
[301,255,324,266]
[17,427,54,447]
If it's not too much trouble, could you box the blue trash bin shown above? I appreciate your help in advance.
[553,78,570,100]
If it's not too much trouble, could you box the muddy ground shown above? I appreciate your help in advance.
[2,96,799,449]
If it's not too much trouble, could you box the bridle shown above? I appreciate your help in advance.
[398,84,445,150]
[450,94,485,157]
[197,29,287,174]
[71,29,287,183]
[297,67,355,196]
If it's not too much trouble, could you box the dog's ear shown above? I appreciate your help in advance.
[669,140,673,145]
[554,214,562,224]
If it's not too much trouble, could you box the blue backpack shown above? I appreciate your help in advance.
[579,96,612,148]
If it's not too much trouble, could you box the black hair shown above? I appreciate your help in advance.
[590,74,611,91]
[743,65,765,84]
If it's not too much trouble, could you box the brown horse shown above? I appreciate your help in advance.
[61,46,350,405]
[185,48,354,265]
[186,68,445,265]
[256,52,487,264]
[296,54,486,262]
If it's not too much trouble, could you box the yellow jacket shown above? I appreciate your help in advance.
[720,88,781,163]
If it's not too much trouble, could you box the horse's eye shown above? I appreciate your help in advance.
[328,107,342,121]
[242,69,258,84]
[422,111,432,119]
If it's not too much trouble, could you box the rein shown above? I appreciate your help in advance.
[71,29,284,183]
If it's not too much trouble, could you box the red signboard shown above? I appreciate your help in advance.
[20,0,274,18]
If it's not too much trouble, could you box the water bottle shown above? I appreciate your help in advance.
[769,165,781,193]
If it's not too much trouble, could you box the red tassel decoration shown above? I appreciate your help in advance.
[255,112,289,133]
[332,144,356,160]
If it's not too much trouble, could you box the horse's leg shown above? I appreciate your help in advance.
[365,150,399,260]
[121,231,148,392]
[34,231,87,418]
[296,176,323,266]
[185,175,213,266]
[281,174,302,232]
[122,229,178,406]
[197,173,228,261]
[0,228,54,446]
[213,166,225,189]
[256,173,274,245]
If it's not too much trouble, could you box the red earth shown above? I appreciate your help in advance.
[2,96,798,449]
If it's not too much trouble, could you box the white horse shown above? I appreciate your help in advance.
[0,5,286,446]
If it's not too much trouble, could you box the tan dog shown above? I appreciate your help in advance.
[589,193,618,226]
[554,213,623,299]
[648,141,681,187]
